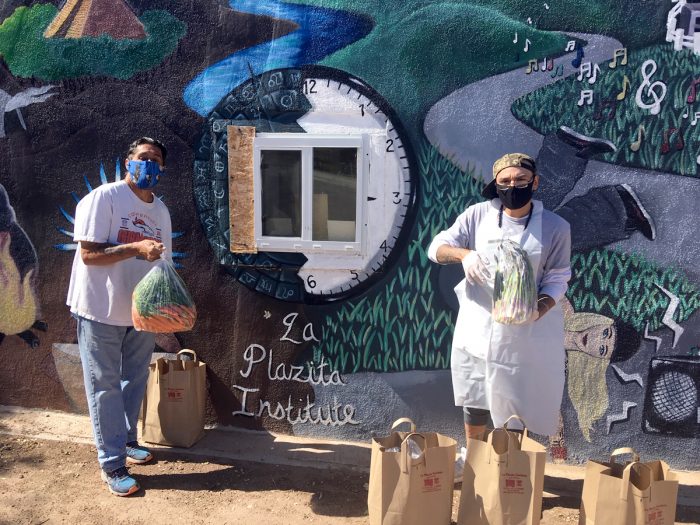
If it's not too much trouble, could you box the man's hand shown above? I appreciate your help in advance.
[135,239,165,262]
[462,251,491,285]
[80,239,165,265]
[532,294,555,321]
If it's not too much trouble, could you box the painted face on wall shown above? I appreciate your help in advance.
[573,323,617,359]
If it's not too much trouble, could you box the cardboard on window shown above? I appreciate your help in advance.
[228,125,257,254]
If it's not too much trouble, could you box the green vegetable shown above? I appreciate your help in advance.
[132,260,196,332]
[492,239,536,324]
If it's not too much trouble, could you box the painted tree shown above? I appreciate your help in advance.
[44,0,146,40]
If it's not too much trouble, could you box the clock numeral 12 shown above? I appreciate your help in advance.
[303,79,318,94]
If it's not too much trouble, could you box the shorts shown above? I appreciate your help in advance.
[463,406,490,426]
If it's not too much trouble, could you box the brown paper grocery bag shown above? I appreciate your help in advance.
[579,447,678,525]
[368,417,457,525]
[458,415,546,525]
[141,349,207,448]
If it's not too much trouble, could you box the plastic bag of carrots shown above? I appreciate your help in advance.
[131,259,197,333]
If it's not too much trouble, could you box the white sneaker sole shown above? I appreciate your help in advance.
[126,453,153,465]
[100,470,140,497]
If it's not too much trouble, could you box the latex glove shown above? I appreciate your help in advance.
[462,251,491,285]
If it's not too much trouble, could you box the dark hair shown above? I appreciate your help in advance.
[610,320,641,363]
[127,137,167,163]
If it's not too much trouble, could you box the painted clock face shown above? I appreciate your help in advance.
[193,65,417,304]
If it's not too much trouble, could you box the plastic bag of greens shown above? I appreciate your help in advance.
[492,239,536,325]
[131,258,197,332]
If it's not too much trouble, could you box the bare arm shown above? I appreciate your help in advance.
[80,239,164,266]
[536,294,556,320]
[435,244,472,264]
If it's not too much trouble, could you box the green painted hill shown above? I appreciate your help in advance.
[288,0,672,137]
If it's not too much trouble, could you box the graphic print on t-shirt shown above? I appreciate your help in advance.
[116,212,163,244]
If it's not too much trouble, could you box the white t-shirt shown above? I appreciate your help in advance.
[67,181,172,326]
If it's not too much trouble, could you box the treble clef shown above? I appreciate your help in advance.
[635,59,667,116]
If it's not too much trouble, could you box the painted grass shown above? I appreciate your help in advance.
[312,141,483,373]
[287,0,569,141]
[286,0,670,141]
[288,0,670,50]
[466,0,671,50]
[0,4,186,80]
[311,144,700,373]
[568,249,700,332]
[512,44,700,177]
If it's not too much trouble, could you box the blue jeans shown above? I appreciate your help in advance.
[77,316,155,473]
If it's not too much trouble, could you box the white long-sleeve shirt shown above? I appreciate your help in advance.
[427,200,571,302]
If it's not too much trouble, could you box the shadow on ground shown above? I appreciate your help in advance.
[134,450,369,519]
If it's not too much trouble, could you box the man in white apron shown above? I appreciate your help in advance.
[428,153,571,447]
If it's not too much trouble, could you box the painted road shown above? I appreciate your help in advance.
[423,33,700,285]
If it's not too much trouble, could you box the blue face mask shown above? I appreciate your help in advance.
[127,160,164,189]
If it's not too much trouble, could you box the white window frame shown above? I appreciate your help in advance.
[253,133,368,254]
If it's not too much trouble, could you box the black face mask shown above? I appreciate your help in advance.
[497,180,534,210]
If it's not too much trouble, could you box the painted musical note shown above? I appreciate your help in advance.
[565,40,576,52]
[577,89,594,106]
[629,124,645,152]
[572,46,584,68]
[577,62,591,81]
[682,107,689,118]
[550,63,564,78]
[593,98,619,121]
[526,59,539,74]
[577,62,600,83]
[609,48,628,69]
[513,32,518,44]
[527,17,533,24]
[660,128,683,154]
[660,130,671,154]
[692,111,700,125]
[588,63,601,84]
[544,3,550,9]
[686,77,700,104]
[635,59,667,116]
[524,38,531,52]
[617,75,631,101]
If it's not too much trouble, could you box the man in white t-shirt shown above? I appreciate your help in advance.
[67,137,172,496]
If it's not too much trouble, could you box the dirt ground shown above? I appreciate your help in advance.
[0,436,698,525]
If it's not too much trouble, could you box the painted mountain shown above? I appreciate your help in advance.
[44,0,146,39]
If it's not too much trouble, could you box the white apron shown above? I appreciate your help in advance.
[451,199,565,435]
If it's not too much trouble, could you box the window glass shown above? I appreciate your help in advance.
[312,148,357,242]
[260,150,302,237]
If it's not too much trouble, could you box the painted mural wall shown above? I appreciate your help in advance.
[0,0,698,469]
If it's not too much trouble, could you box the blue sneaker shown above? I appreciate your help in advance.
[101,466,140,497]
[126,442,153,465]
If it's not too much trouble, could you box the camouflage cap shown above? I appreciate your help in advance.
[492,153,536,178]
[481,153,537,199]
